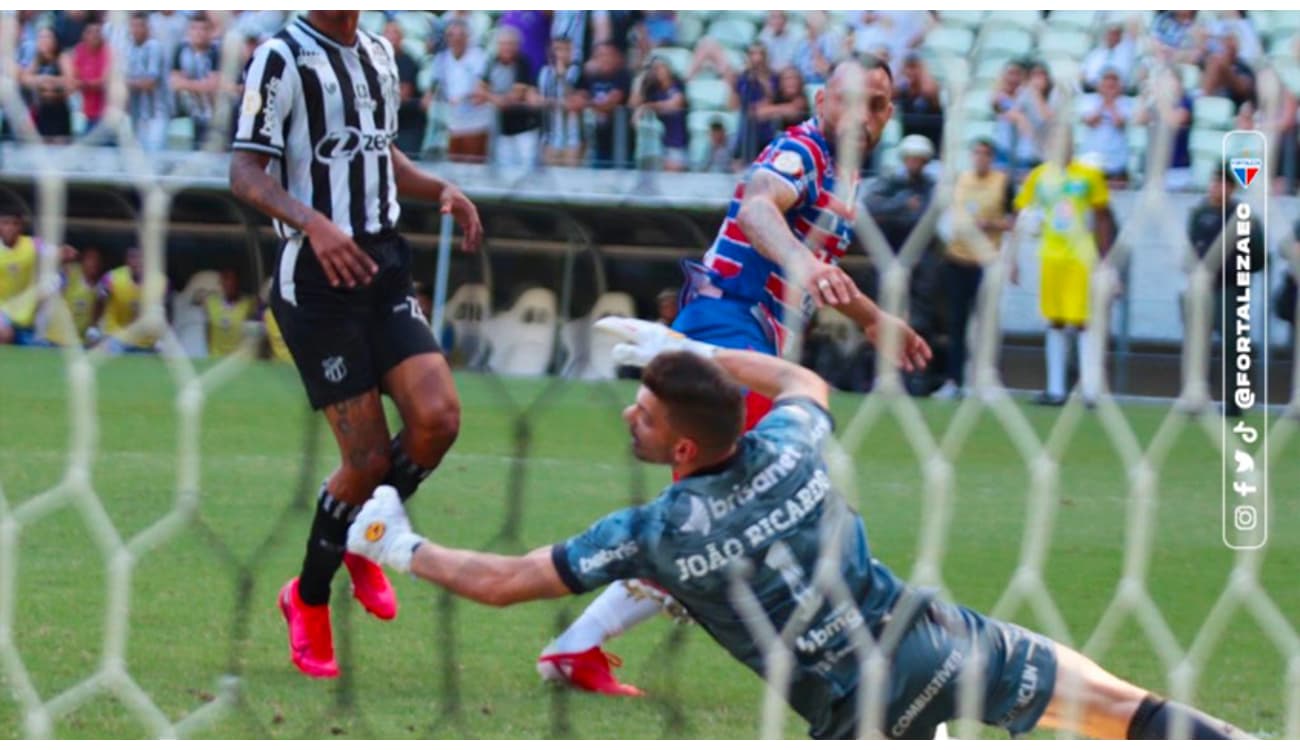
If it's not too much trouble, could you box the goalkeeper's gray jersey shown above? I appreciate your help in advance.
[552,397,912,736]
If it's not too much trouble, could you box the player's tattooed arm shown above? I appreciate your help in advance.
[389,146,483,252]
[712,347,830,409]
[408,543,572,606]
[737,172,859,308]
[229,151,375,287]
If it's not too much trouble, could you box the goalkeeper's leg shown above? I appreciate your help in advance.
[1038,643,1251,739]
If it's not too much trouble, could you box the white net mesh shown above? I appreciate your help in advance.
[0,8,1296,741]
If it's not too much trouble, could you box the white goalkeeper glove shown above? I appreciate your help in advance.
[593,316,718,368]
[347,486,425,574]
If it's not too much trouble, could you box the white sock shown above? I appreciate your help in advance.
[1045,327,1067,398]
[1077,328,1099,401]
[547,580,667,654]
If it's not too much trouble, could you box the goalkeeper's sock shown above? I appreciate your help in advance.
[298,487,360,606]
[1126,694,1251,739]
[550,580,666,654]
[1076,328,1099,402]
[384,435,434,502]
[1045,326,1067,399]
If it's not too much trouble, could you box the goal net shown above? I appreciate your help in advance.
[0,9,1295,741]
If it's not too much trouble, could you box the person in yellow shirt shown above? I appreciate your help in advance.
[1013,142,1115,406]
[92,247,168,353]
[0,202,42,345]
[41,244,105,347]
[936,137,1015,399]
[201,267,257,358]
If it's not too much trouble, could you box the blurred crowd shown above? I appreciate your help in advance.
[5,10,1300,189]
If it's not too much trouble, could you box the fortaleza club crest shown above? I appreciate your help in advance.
[1230,155,1262,189]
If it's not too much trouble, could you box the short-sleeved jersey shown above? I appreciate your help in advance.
[687,119,857,349]
[205,294,256,357]
[233,17,402,241]
[0,235,39,328]
[553,398,910,737]
[1013,161,1109,265]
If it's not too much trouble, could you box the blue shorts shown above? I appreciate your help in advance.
[671,296,776,355]
[819,598,1059,739]
[1,314,36,346]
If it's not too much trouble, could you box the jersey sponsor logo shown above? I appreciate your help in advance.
[241,88,262,117]
[258,76,284,138]
[314,127,391,162]
[890,647,965,737]
[703,445,802,519]
[772,150,804,177]
[794,603,864,654]
[322,355,347,383]
[578,539,638,574]
[680,495,712,535]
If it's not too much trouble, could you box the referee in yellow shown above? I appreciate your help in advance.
[1013,139,1115,406]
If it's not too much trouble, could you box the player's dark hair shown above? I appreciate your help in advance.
[859,54,893,84]
[642,351,744,455]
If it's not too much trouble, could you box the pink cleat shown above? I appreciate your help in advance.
[344,552,398,620]
[537,646,644,697]
[278,578,340,679]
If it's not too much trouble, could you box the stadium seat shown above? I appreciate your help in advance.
[879,118,902,149]
[675,13,705,48]
[466,11,494,47]
[1189,128,1228,162]
[706,18,757,51]
[444,283,492,368]
[686,78,731,111]
[559,292,637,380]
[1039,29,1091,60]
[396,11,434,43]
[1193,96,1237,131]
[687,108,737,135]
[359,11,386,36]
[1275,60,1300,95]
[1043,56,1081,84]
[166,118,194,150]
[804,83,825,107]
[485,287,557,377]
[1270,11,1300,40]
[1045,10,1099,33]
[923,26,975,59]
[983,10,1042,33]
[963,119,996,145]
[654,46,692,78]
[1178,64,1201,95]
[936,10,986,30]
[980,27,1034,59]
[972,57,1009,86]
[961,88,995,120]
[401,38,428,66]
[172,271,222,359]
[730,9,768,26]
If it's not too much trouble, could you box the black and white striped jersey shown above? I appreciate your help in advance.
[234,16,401,241]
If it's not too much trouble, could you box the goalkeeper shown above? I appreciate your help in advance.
[348,318,1248,740]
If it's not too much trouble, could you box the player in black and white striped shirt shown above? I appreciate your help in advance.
[229,10,483,680]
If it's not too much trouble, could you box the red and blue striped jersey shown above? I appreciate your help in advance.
[687,118,857,347]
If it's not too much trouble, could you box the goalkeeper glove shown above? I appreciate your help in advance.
[347,486,425,574]
[593,316,718,368]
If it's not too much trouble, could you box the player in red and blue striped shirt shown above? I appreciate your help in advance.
[536,59,933,696]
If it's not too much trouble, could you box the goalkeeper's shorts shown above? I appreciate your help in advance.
[1039,255,1091,326]
[820,598,1059,739]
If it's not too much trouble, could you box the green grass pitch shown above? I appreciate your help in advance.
[0,347,1295,738]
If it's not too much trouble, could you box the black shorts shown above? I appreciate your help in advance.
[270,230,440,410]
